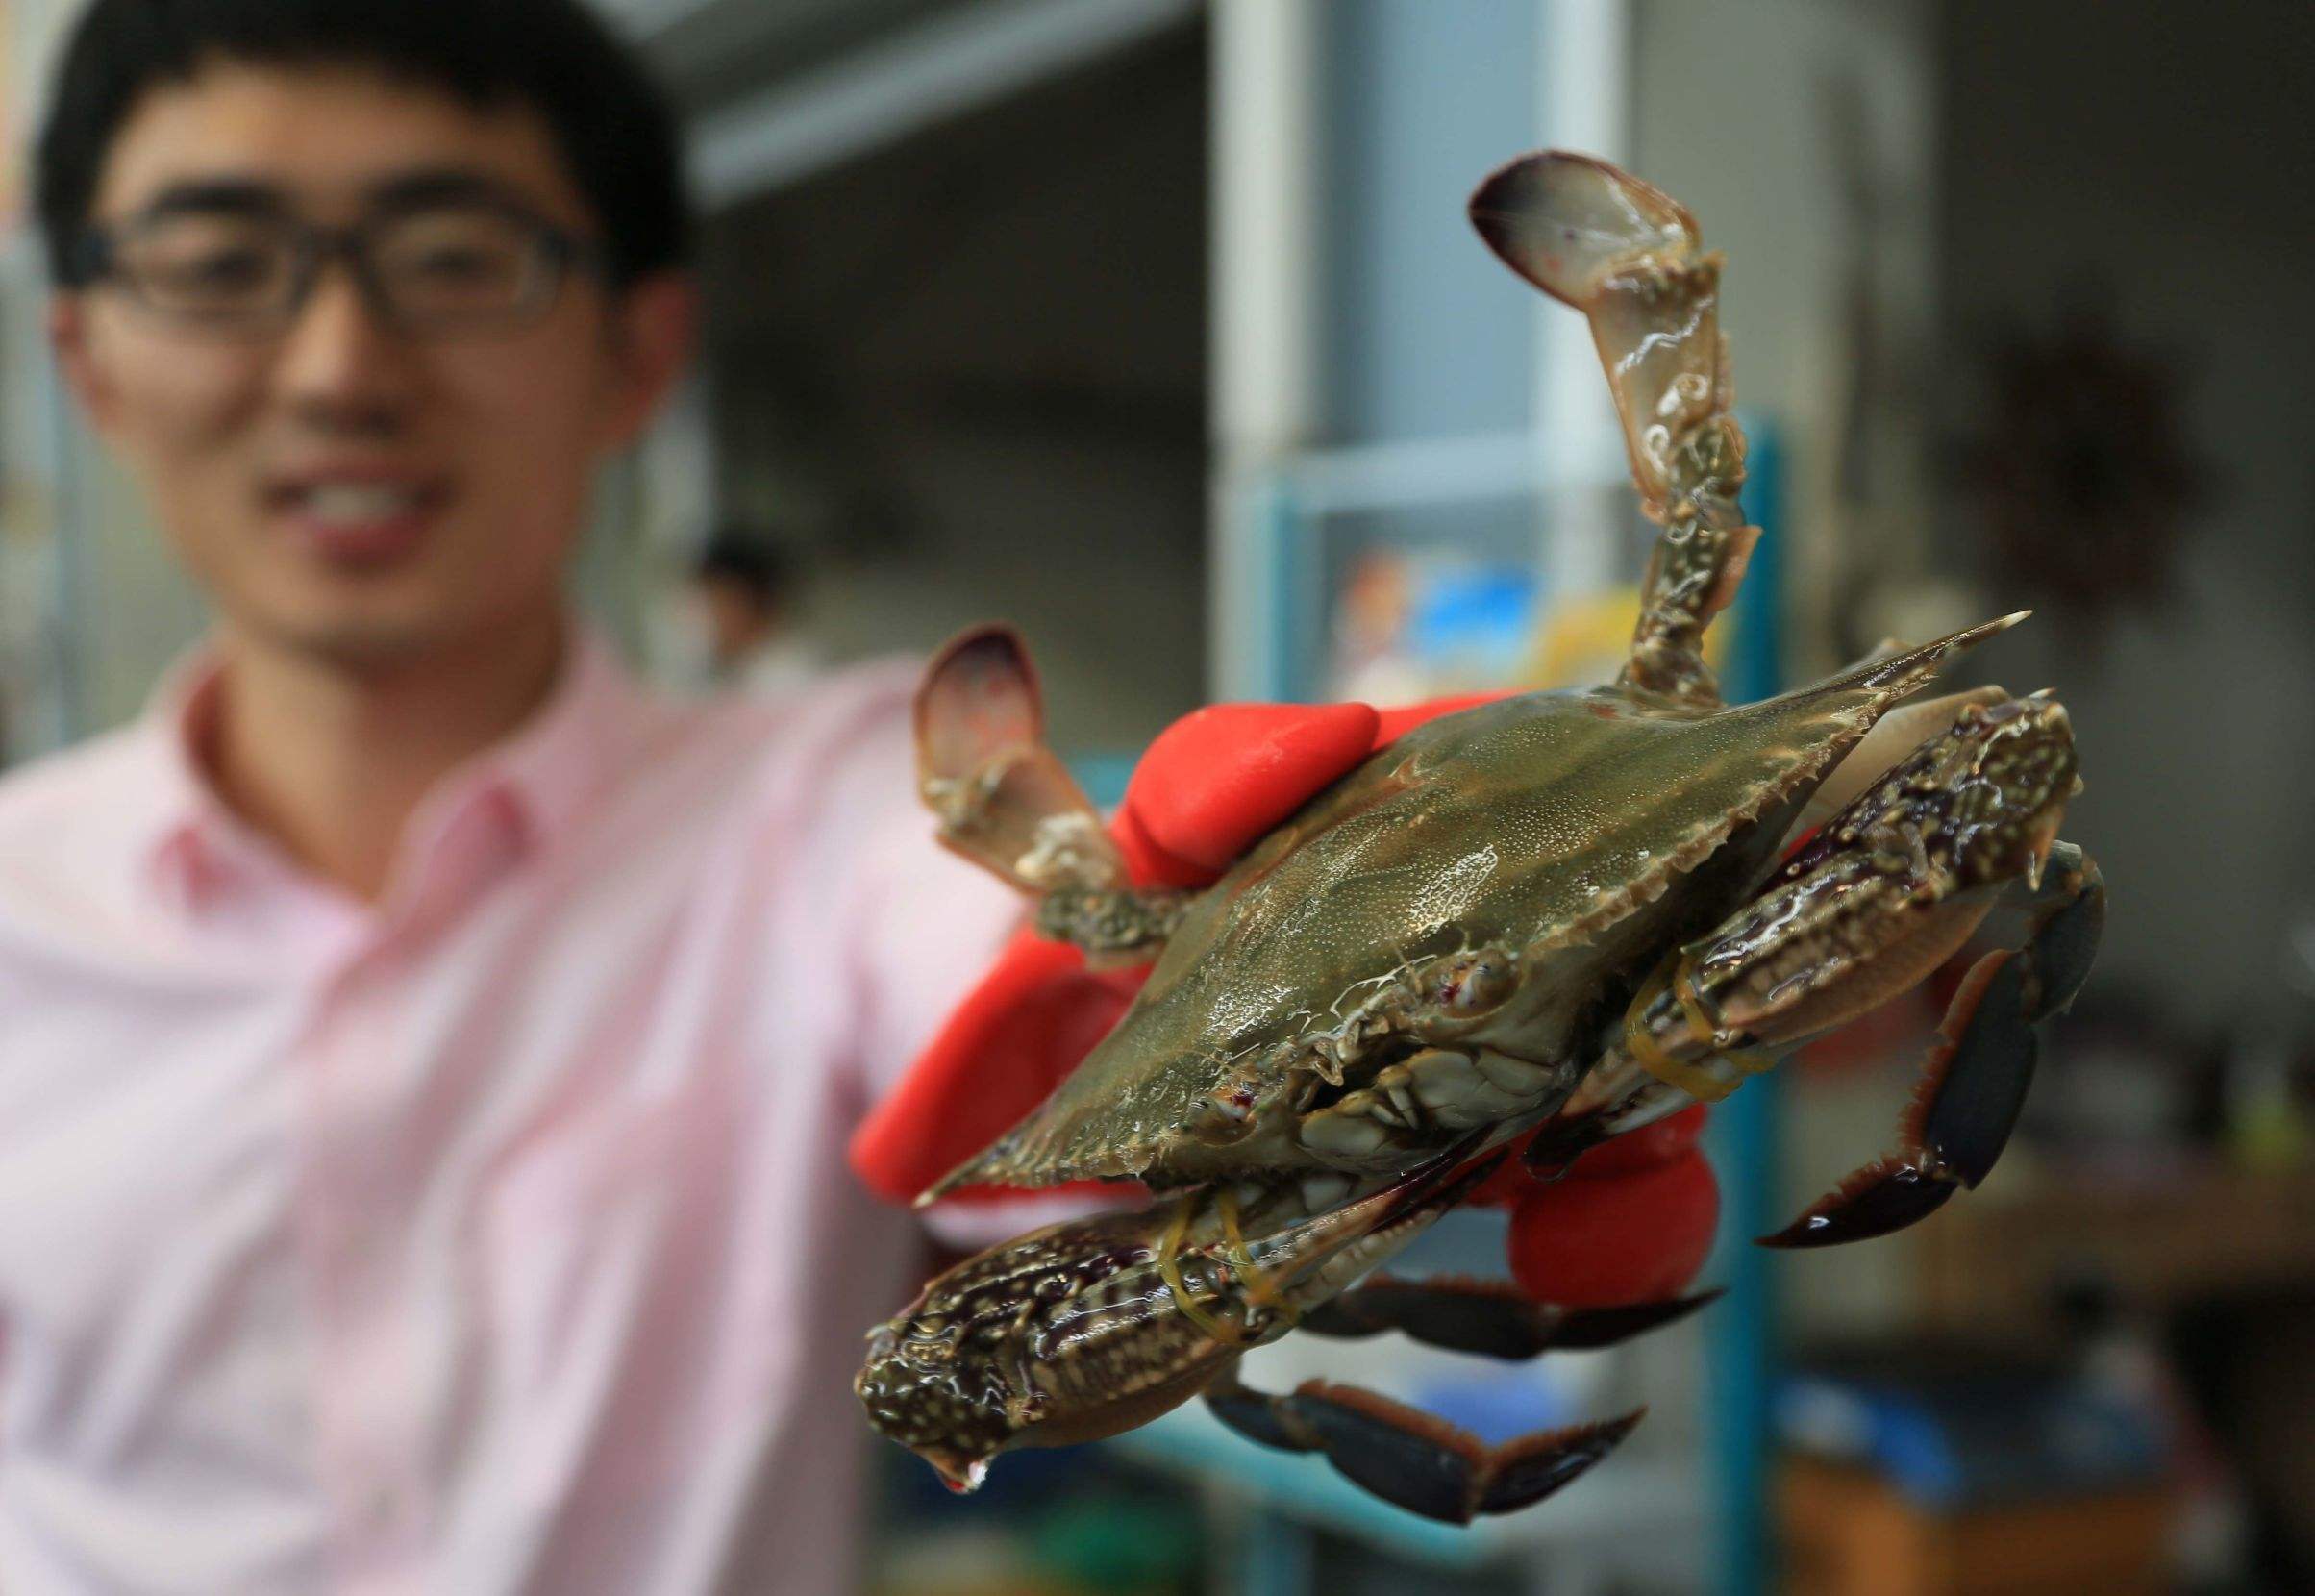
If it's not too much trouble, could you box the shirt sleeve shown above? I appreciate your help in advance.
[827,686,1024,1120]
[821,684,1116,1250]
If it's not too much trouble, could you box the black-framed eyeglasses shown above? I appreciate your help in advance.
[70,198,610,338]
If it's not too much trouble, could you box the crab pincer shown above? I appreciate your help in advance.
[857,1142,1505,1494]
[1759,840,2104,1246]
[1599,691,2103,1246]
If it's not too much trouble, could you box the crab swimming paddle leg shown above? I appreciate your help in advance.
[914,624,1188,962]
[1469,150,1753,708]
[1205,1370,1645,1525]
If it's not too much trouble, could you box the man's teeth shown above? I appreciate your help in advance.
[300,484,425,523]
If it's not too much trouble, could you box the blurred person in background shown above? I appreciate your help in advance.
[0,2,1714,1592]
[685,531,823,695]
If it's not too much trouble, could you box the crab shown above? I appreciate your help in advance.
[856,151,2105,1524]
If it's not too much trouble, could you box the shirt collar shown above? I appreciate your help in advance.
[450,622,653,852]
[134,621,655,914]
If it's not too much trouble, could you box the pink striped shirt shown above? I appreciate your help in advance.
[0,629,1020,1594]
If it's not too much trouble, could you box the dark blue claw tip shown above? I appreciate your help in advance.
[1917,954,2037,1188]
[1756,1160,1958,1249]
[2027,869,2105,1022]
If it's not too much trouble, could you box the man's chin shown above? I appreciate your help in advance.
[227,597,545,677]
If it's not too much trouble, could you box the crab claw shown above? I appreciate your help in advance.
[1207,1376,1644,1524]
[1760,847,2104,1248]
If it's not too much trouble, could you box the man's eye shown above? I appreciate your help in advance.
[410,246,517,283]
[152,247,278,295]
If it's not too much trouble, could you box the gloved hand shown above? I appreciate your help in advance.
[848,690,1721,1307]
[848,695,1405,1205]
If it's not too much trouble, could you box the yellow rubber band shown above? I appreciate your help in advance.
[1216,1189,1294,1325]
[1672,952,1719,1047]
[1625,955,1741,1103]
[1676,953,1780,1077]
[1157,1197,1244,1346]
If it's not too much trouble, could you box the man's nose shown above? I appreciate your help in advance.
[270,262,416,428]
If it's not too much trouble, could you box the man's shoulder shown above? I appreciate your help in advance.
[599,654,928,839]
[752,653,922,735]
[0,724,167,925]
[0,723,164,846]
[670,654,923,782]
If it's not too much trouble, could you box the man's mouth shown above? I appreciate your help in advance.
[268,476,450,566]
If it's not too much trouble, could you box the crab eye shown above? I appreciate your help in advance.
[1431,950,1516,1016]
[1191,1081,1259,1145]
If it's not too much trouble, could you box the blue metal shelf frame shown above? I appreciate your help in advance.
[1227,416,1789,1596]
[1707,421,1786,1596]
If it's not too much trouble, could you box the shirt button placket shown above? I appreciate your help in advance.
[303,936,428,1591]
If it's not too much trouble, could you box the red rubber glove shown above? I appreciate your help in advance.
[1507,1147,1720,1308]
[1481,1104,1720,1309]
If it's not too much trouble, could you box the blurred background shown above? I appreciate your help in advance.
[3,1,2312,1592]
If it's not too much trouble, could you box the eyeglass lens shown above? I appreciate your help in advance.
[109,206,560,331]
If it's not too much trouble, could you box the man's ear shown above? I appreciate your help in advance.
[49,293,125,436]
[597,269,698,451]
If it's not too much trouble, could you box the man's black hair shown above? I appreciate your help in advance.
[694,533,790,611]
[37,0,691,289]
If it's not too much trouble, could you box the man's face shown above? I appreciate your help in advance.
[53,62,689,667]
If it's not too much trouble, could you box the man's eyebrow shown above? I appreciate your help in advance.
[134,177,291,221]
[120,169,547,224]
[364,169,542,213]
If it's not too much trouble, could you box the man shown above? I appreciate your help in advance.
[1,3,1710,1591]
[3,4,1031,1589]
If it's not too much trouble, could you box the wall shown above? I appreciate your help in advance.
[1935,0,2315,1028]
[1318,0,1541,445]
[1630,0,1943,675]
[698,21,1207,757]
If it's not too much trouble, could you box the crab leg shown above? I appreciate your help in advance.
[1299,1274,1722,1359]
[1203,1269,1708,1521]
[915,624,1190,962]
[1580,695,2096,1245]
[858,1140,1504,1492]
[1760,842,2103,1246]
[1514,684,2031,1176]
[1470,150,1752,708]
[1206,1369,1644,1525]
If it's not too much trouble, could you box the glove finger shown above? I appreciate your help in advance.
[1371,689,1516,747]
[850,929,1132,1203]
[1121,702,1380,884]
[1506,1148,1721,1308]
